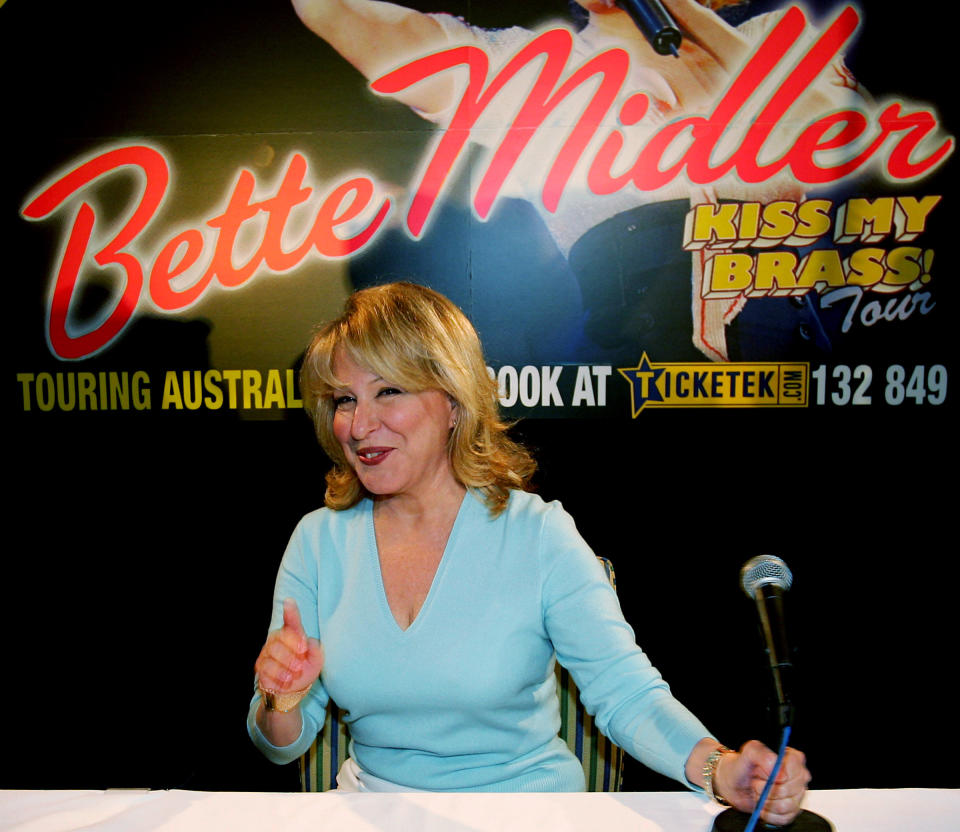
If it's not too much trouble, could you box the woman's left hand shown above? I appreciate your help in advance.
[715,740,811,826]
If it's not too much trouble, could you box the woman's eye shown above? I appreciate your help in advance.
[333,395,355,409]
[378,387,403,397]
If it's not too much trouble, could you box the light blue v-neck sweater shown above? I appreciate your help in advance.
[248,489,711,791]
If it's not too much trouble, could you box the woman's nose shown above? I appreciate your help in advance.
[350,400,379,439]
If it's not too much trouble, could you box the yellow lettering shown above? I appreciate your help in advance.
[703,253,754,298]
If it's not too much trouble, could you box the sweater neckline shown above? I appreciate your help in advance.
[364,489,475,635]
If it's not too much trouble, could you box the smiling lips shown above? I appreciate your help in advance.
[356,447,393,465]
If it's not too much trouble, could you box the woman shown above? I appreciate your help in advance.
[248,282,809,821]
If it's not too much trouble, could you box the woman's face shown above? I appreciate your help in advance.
[330,352,457,502]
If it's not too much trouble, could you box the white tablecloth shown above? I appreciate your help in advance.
[2,789,957,832]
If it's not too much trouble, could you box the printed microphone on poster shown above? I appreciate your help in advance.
[616,0,682,56]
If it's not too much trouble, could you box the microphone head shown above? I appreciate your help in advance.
[741,554,793,597]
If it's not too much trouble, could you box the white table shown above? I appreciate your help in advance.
[2,789,957,832]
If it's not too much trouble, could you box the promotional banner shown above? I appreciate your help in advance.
[5,0,955,793]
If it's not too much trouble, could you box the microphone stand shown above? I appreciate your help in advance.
[711,561,833,832]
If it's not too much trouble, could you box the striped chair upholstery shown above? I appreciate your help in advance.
[556,557,624,792]
[300,701,349,792]
[299,557,624,792]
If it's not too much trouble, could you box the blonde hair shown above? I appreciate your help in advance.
[301,282,536,515]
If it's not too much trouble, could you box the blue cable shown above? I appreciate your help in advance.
[743,725,791,832]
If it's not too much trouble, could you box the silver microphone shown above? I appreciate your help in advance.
[741,555,794,729]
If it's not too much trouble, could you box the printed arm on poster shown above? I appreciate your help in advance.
[292,0,762,112]
[291,0,456,113]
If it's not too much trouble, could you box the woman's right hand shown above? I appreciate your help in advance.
[255,598,325,696]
